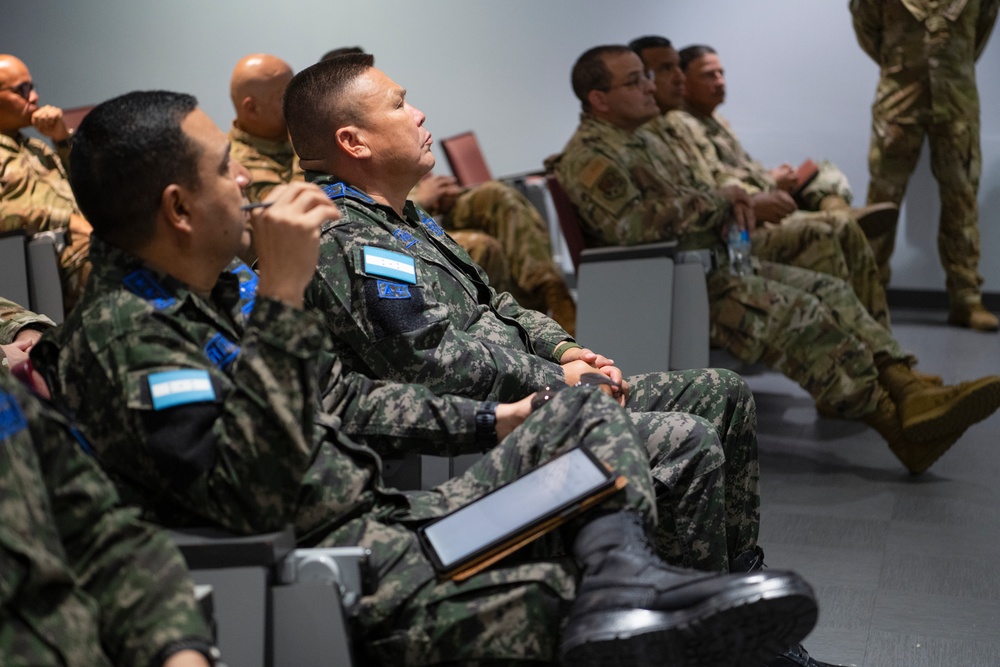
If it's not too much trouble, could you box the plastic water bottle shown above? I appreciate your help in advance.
[727,226,752,277]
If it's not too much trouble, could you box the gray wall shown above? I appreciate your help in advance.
[6,0,999,293]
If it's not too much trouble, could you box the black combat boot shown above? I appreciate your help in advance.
[731,547,851,667]
[560,511,818,667]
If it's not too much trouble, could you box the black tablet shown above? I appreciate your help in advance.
[417,446,623,580]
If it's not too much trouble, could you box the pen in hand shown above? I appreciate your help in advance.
[240,201,273,212]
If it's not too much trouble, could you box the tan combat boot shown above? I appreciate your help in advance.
[818,196,898,242]
[879,363,1000,441]
[863,391,963,475]
[948,302,1000,333]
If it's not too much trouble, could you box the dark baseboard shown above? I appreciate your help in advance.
[887,288,1000,311]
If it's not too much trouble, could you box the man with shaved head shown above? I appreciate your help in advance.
[0,54,92,313]
[228,53,301,205]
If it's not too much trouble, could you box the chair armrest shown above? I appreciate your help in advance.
[169,526,296,570]
[580,241,678,264]
[279,547,370,611]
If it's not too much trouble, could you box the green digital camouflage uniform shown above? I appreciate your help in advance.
[444,181,578,336]
[31,234,672,665]
[678,108,853,212]
[303,177,761,572]
[552,113,912,420]
[851,0,999,304]
[646,111,889,328]
[0,373,213,667]
[0,132,91,313]
[228,124,304,204]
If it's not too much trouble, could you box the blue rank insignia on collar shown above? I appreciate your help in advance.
[322,182,375,204]
[417,209,446,237]
[393,228,420,248]
[123,269,175,309]
[232,263,258,317]
[147,369,216,410]
[363,246,417,284]
[205,333,240,370]
[0,389,27,441]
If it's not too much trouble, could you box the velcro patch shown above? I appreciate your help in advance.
[417,210,446,237]
[579,156,613,189]
[322,182,375,204]
[377,280,411,299]
[0,390,27,441]
[123,270,175,309]
[363,246,417,284]
[147,369,216,411]
[393,228,420,248]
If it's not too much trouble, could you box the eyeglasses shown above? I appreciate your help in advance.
[603,69,654,91]
[0,81,35,100]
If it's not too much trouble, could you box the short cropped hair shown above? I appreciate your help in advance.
[571,45,634,111]
[70,91,199,249]
[679,44,717,72]
[628,35,673,58]
[283,53,375,161]
[320,46,366,62]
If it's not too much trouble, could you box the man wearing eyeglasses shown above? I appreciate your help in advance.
[0,54,92,314]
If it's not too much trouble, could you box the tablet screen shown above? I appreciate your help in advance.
[420,447,612,570]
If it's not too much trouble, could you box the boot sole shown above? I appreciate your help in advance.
[892,430,963,476]
[559,572,817,667]
[854,206,898,241]
[899,378,1000,443]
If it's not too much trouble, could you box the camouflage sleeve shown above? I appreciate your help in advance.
[673,114,752,192]
[318,354,487,456]
[0,142,75,234]
[556,144,728,248]
[19,380,212,667]
[975,0,1000,59]
[0,296,55,344]
[850,0,883,62]
[307,228,566,402]
[36,296,325,535]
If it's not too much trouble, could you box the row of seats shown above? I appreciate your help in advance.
[0,228,66,324]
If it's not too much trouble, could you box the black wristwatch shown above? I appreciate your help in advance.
[475,401,498,450]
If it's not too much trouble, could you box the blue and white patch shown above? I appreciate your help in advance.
[147,369,216,411]
[363,246,417,284]
[393,228,420,248]
[232,263,258,317]
[205,333,241,370]
[377,280,411,299]
[418,210,446,237]
[0,390,27,441]
[123,270,175,309]
[322,182,376,204]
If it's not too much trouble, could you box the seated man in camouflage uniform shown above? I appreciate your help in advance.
[0,295,53,373]
[0,55,92,314]
[551,44,1000,478]
[0,372,217,667]
[628,36,891,329]
[33,89,816,667]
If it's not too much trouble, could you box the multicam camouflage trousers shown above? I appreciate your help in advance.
[865,117,984,307]
[708,260,910,419]
[752,209,890,328]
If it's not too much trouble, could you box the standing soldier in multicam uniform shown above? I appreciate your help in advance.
[629,36,892,330]
[0,372,218,667]
[551,44,1000,480]
[0,55,92,314]
[850,0,1000,331]
[33,89,817,667]
[0,295,53,373]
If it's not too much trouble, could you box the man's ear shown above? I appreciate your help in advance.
[161,183,195,234]
[240,95,256,116]
[587,89,610,115]
[335,125,371,160]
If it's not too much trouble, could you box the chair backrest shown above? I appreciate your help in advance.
[440,131,493,187]
[61,105,96,133]
[26,232,65,324]
[0,229,31,309]
[545,174,585,272]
